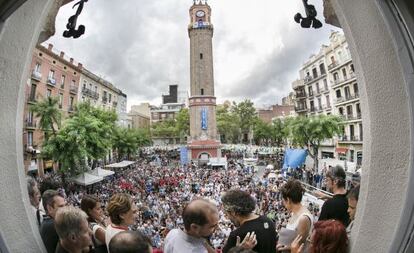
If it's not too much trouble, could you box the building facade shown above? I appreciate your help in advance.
[78,68,127,127]
[292,31,362,168]
[187,0,221,162]
[23,44,82,175]
[258,104,295,124]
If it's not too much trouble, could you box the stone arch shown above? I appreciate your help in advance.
[0,0,413,252]
[198,152,211,160]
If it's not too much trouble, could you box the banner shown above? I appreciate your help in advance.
[180,146,188,166]
[282,149,307,170]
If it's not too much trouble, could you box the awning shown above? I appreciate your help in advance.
[105,160,136,169]
[336,147,348,154]
[89,167,115,177]
[71,173,103,186]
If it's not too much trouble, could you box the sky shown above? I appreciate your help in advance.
[46,0,341,110]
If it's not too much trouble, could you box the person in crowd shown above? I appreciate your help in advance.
[318,165,350,226]
[54,206,93,253]
[277,179,313,252]
[346,184,360,242]
[37,178,61,226]
[40,189,67,253]
[80,195,107,253]
[109,231,152,253]
[164,198,220,253]
[106,193,138,251]
[221,190,276,253]
[292,220,348,253]
[27,177,41,225]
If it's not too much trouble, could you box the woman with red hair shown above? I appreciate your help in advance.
[291,220,348,253]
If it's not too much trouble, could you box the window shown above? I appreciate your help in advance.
[323,79,328,90]
[308,86,313,96]
[200,53,203,59]
[350,64,355,73]
[28,111,33,123]
[333,72,339,81]
[316,82,320,93]
[48,70,55,79]
[312,68,318,78]
[330,56,335,64]
[109,93,112,103]
[336,89,342,98]
[59,93,63,109]
[61,75,65,88]
[342,68,347,79]
[29,84,36,101]
[69,96,74,110]
[27,132,33,146]
[346,105,353,117]
[46,89,51,97]
[201,88,204,95]
[354,83,359,95]
[345,86,351,98]
[95,86,98,92]
[320,63,326,75]
[339,107,344,115]
[310,100,315,111]
[34,63,41,73]
[326,95,331,107]
[318,98,322,109]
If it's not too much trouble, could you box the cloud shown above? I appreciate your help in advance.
[47,0,341,109]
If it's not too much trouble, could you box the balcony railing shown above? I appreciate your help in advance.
[47,77,56,86]
[82,87,99,100]
[27,94,37,104]
[331,72,357,87]
[69,85,78,94]
[31,71,42,81]
[25,120,37,129]
[304,76,313,84]
[335,93,360,104]
[317,106,323,112]
[295,106,308,112]
[338,135,363,142]
[328,62,338,70]
[295,92,307,98]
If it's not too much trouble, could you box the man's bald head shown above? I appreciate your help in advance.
[109,231,152,253]
[182,199,218,231]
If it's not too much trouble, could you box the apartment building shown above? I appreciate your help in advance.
[78,68,128,127]
[292,31,363,167]
[24,44,82,175]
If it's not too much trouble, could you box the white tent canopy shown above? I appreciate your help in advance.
[89,167,114,177]
[105,160,136,169]
[208,157,228,170]
[72,173,103,186]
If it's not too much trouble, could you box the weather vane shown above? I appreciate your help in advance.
[63,0,88,39]
[294,0,323,29]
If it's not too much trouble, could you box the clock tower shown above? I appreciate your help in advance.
[187,0,221,163]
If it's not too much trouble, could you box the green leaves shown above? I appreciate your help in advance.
[30,96,62,136]
[112,127,151,160]
[41,102,118,176]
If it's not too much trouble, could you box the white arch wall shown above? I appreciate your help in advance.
[0,0,412,252]
[332,0,412,252]
[0,0,53,252]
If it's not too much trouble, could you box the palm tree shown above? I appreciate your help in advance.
[30,96,62,137]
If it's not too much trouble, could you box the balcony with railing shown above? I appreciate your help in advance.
[31,71,42,81]
[338,135,363,143]
[25,120,36,129]
[335,93,360,105]
[295,106,308,113]
[82,87,99,100]
[341,113,363,121]
[331,72,357,88]
[328,57,352,72]
[47,77,56,87]
[304,76,313,84]
[295,91,307,98]
[328,62,338,70]
[69,85,78,95]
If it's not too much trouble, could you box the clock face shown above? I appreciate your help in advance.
[196,10,205,17]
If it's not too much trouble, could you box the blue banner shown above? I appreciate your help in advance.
[180,146,188,166]
[282,149,308,170]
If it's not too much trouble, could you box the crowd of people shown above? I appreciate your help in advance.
[26,148,360,253]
